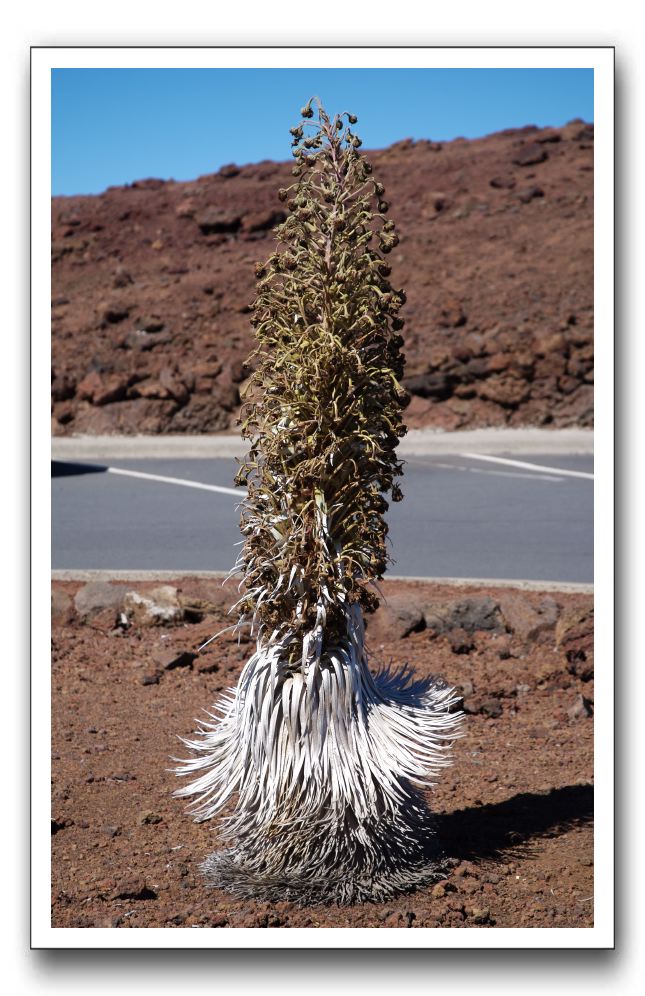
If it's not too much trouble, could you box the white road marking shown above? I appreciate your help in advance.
[404,457,563,482]
[460,452,594,480]
[104,460,566,496]
[466,467,563,482]
[106,466,244,497]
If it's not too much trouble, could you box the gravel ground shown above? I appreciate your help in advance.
[51,577,594,930]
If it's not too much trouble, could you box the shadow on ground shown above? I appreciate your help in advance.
[438,783,594,863]
[51,460,107,478]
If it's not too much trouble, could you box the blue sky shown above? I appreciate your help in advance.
[51,67,593,197]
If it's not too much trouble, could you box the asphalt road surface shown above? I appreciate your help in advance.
[52,453,593,583]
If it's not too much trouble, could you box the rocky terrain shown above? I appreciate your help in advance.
[51,120,594,436]
[51,577,594,929]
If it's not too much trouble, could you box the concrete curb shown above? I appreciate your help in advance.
[51,569,593,594]
[51,427,594,461]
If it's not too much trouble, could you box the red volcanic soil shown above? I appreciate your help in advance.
[51,120,593,437]
[51,577,594,929]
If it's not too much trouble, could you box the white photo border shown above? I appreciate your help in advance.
[33,45,614,950]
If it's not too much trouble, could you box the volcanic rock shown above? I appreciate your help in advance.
[195,207,241,235]
[366,595,425,643]
[423,596,503,635]
[74,582,129,620]
[499,593,559,643]
[124,586,184,626]
[512,143,549,167]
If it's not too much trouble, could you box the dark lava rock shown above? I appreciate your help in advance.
[423,596,503,636]
[489,174,516,189]
[243,209,287,233]
[465,698,503,718]
[141,670,162,686]
[403,371,453,401]
[101,301,130,324]
[512,143,549,167]
[517,186,545,203]
[219,163,240,178]
[480,699,503,719]
[196,207,241,234]
[366,596,425,643]
[51,817,73,835]
[137,314,165,333]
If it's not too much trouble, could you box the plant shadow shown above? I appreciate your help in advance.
[436,783,594,864]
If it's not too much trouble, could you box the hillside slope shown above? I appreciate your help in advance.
[51,120,593,436]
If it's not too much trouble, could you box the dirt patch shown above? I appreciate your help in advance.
[51,121,593,437]
[51,577,593,929]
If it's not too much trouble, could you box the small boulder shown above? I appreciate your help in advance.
[478,375,531,407]
[517,186,544,203]
[438,296,467,328]
[489,175,516,189]
[533,332,566,356]
[100,301,130,324]
[423,596,503,636]
[92,374,131,406]
[152,648,197,671]
[137,314,165,333]
[242,209,287,233]
[112,266,133,288]
[366,595,425,644]
[158,367,190,406]
[556,606,593,657]
[51,588,74,624]
[175,198,198,219]
[138,810,162,826]
[535,129,562,144]
[499,593,559,643]
[196,207,241,235]
[480,699,503,719]
[124,586,184,626]
[403,371,452,401]
[512,143,549,167]
[76,370,103,402]
[74,582,129,620]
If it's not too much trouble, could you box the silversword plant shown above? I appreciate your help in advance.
[175,99,464,904]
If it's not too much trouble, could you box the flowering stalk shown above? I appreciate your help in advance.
[175,99,463,904]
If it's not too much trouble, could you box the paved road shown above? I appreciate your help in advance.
[52,453,593,583]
